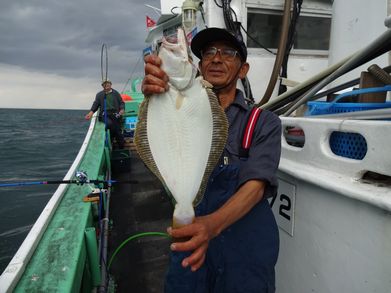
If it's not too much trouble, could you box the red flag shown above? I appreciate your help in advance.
[146,16,156,28]
[186,27,198,44]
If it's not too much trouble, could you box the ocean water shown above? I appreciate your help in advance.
[0,108,89,273]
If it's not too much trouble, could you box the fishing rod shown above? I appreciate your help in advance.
[0,171,137,188]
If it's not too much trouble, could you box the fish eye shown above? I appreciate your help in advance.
[165,32,178,44]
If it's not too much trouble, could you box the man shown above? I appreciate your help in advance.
[142,27,281,292]
[85,79,125,149]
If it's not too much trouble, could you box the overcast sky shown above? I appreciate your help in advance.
[0,0,161,109]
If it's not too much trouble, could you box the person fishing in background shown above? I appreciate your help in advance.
[142,27,282,293]
[85,79,125,149]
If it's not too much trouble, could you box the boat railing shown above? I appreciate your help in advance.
[280,116,391,212]
[0,114,99,292]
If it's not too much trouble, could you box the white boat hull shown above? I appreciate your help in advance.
[275,172,391,293]
[272,117,391,293]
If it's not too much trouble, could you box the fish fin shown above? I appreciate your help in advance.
[134,97,166,190]
[200,78,213,89]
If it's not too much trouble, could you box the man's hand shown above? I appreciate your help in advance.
[167,215,219,272]
[142,54,169,95]
[85,111,93,120]
[167,180,265,272]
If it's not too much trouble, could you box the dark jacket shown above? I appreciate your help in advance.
[90,89,124,117]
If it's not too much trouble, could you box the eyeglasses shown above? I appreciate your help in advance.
[201,47,238,61]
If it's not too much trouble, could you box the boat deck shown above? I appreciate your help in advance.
[108,149,173,292]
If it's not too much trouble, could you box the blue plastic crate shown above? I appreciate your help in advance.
[306,85,391,116]
[306,101,391,116]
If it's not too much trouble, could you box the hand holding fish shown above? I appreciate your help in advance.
[168,179,266,272]
[142,54,169,95]
[168,215,219,271]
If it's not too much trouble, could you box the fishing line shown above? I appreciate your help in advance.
[121,53,143,93]
[107,232,170,270]
[104,94,109,147]
[100,43,111,147]
[101,43,108,82]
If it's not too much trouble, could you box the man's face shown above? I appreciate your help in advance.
[199,41,248,88]
[102,82,112,92]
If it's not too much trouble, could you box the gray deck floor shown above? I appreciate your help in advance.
[108,150,173,292]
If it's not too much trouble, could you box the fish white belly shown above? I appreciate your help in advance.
[147,78,212,206]
[135,28,227,227]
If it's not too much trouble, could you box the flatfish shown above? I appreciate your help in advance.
[135,28,228,228]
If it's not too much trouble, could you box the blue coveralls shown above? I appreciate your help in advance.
[165,91,281,293]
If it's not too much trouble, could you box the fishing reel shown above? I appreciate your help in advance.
[101,111,122,120]
[75,170,89,185]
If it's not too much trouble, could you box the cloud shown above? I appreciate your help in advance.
[0,63,97,109]
[0,0,160,109]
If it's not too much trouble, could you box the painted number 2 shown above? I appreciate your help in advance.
[272,179,296,236]
[270,193,291,221]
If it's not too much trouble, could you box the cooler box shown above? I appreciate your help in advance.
[123,116,138,138]
[124,117,138,130]
[124,101,140,117]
